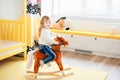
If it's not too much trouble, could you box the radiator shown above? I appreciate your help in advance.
[74,49,93,54]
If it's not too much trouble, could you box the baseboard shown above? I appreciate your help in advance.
[62,47,120,59]
[93,51,120,59]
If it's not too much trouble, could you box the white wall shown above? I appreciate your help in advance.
[0,0,23,20]
[66,19,120,33]
[41,0,52,17]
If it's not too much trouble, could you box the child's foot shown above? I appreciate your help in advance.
[40,60,44,68]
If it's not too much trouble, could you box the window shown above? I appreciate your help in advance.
[52,0,120,18]
[112,0,120,16]
[86,0,107,16]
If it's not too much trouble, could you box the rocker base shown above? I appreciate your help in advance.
[27,67,71,75]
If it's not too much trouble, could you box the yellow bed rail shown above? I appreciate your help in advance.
[0,20,25,42]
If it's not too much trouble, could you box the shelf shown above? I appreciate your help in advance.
[51,29,120,40]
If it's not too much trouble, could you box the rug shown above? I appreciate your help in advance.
[0,56,108,80]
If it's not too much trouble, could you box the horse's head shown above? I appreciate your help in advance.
[54,36,68,47]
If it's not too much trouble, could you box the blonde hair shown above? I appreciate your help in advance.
[39,16,50,36]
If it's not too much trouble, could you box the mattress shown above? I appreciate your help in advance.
[1,40,24,48]
[0,40,25,58]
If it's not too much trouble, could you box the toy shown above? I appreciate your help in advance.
[27,36,73,78]
[52,17,66,30]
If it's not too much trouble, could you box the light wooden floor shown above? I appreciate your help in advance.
[62,51,120,80]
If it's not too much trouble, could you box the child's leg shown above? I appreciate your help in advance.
[41,46,56,64]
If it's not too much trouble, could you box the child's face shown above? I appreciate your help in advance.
[44,20,51,29]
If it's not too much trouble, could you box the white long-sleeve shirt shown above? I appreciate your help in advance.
[38,28,57,46]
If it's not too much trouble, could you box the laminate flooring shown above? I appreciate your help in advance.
[62,51,120,80]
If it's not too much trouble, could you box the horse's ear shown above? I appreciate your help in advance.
[56,36,59,39]
[66,41,69,45]
[54,35,60,41]
[64,41,69,47]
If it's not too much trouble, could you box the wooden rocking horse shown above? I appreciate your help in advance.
[27,36,73,78]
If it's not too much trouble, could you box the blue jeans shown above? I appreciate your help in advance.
[39,45,56,64]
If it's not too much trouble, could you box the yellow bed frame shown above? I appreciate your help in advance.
[0,0,27,60]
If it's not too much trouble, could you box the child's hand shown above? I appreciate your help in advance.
[52,42,58,46]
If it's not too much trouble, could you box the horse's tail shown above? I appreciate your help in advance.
[26,50,37,70]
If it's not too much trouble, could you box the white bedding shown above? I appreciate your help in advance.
[0,40,24,58]
[1,40,23,48]
[0,47,23,57]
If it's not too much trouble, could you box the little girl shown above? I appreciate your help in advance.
[38,16,58,67]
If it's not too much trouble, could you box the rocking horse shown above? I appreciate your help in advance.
[27,36,73,78]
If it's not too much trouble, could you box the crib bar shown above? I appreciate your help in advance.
[26,16,32,46]
[1,21,5,40]
[15,23,19,41]
[7,21,10,40]
[11,22,15,40]
[0,20,1,49]
[19,23,23,42]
